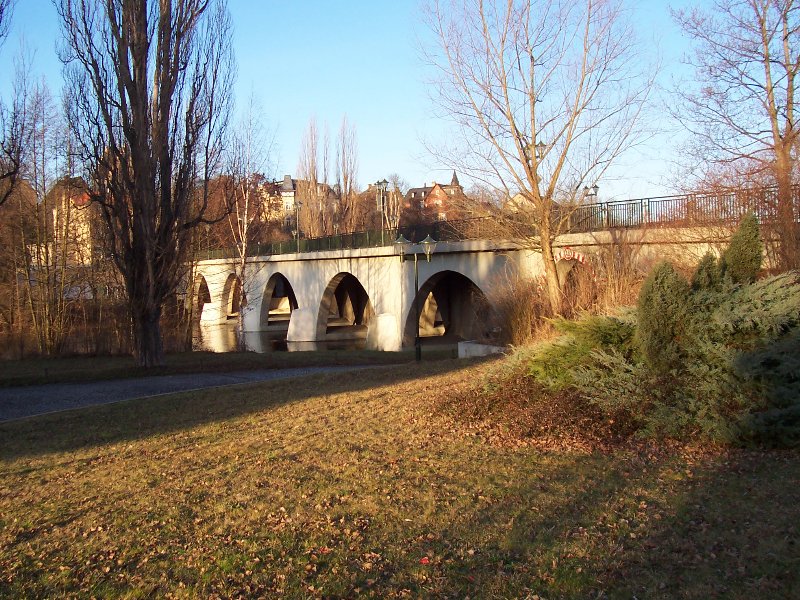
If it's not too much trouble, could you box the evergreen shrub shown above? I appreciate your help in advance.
[521,215,797,445]
[526,313,635,390]
[719,213,763,284]
[569,272,800,444]
[634,261,690,375]
[691,251,720,291]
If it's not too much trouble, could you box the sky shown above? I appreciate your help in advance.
[0,0,703,201]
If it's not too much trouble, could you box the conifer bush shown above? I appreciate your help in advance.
[719,213,763,284]
[691,251,720,291]
[634,261,690,375]
[521,217,799,446]
[526,313,636,390]
[566,272,800,445]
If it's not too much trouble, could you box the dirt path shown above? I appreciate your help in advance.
[0,366,361,422]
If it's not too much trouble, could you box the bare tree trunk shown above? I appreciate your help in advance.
[57,0,235,367]
[776,148,799,268]
[132,304,163,368]
[539,216,561,314]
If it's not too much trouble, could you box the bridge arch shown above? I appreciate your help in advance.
[259,272,298,330]
[222,273,244,319]
[403,270,494,345]
[554,249,599,317]
[316,272,375,341]
[191,274,212,321]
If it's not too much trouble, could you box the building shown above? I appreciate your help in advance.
[277,175,339,214]
[404,171,465,221]
[49,177,97,267]
[277,174,340,237]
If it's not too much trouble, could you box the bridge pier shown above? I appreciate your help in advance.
[286,307,316,342]
[364,314,400,351]
[190,265,236,325]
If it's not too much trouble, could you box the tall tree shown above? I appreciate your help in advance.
[297,117,351,237]
[425,0,653,312]
[57,0,235,367]
[296,117,328,238]
[0,0,13,42]
[0,0,24,208]
[335,116,359,233]
[675,0,800,270]
[227,94,274,338]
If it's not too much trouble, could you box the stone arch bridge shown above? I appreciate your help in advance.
[190,226,728,352]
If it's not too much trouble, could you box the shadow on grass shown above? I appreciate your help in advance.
[361,449,800,598]
[601,450,800,599]
[0,358,483,461]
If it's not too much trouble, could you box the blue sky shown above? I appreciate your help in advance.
[1,0,701,200]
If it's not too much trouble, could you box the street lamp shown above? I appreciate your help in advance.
[375,179,389,245]
[375,179,388,212]
[395,234,437,362]
[294,199,303,248]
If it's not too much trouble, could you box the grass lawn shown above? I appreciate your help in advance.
[1,359,798,598]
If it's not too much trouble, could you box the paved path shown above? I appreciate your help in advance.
[0,367,359,423]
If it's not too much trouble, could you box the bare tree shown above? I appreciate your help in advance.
[674,0,800,269]
[57,0,235,367]
[297,117,341,237]
[0,0,13,42]
[382,172,405,231]
[227,94,274,338]
[335,116,359,233]
[296,118,325,238]
[425,0,653,312]
[1,70,96,356]
[0,3,26,208]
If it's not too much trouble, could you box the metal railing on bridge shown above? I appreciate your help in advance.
[194,218,509,260]
[194,186,799,260]
[561,186,800,233]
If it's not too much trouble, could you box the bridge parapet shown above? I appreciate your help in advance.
[196,186,795,261]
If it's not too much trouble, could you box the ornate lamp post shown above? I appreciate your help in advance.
[375,179,389,245]
[394,234,438,362]
[293,199,303,250]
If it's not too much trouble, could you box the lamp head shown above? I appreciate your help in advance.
[394,234,411,259]
[420,234,437,262]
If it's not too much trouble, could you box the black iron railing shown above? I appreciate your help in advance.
[561,186,800,233]
[194,186,800,260]
[193,218,511,260]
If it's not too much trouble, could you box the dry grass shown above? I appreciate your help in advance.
[1,359,798,598]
